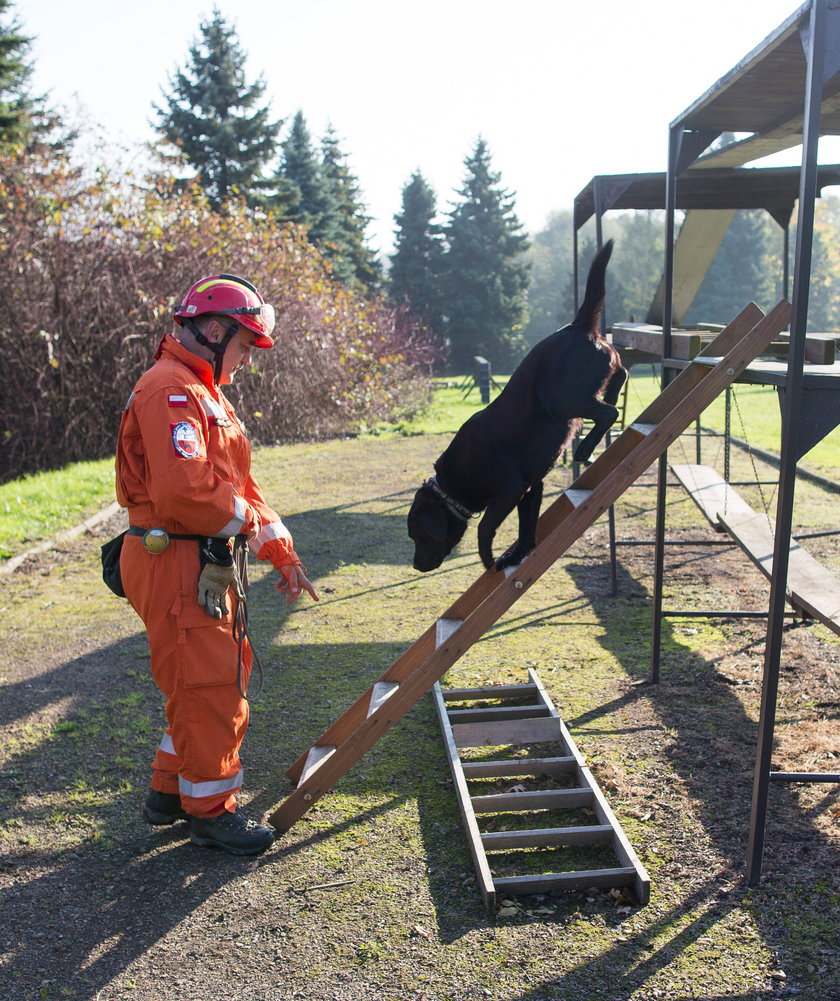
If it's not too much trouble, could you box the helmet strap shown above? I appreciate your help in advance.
[184,318,241,384]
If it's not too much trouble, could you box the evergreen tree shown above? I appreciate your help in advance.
[320,125,382,291]
[441,138,530,371]
[276,111,335,237]
[0,0,40,148]
[684,209,777,325]
[390,170,446,336]
[154,9,280,208]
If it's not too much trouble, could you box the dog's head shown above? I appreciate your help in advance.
[407,481,469,572]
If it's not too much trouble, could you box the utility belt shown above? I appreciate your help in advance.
[126,525,204,554]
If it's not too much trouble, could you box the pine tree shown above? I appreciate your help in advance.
[154,9,280,208]
[390,170,445,336]
[321,125,382,291]
[441,138,530,372]
[0,0,37,148]
[275,111,334,236]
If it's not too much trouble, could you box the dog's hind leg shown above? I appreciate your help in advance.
[496,481,543,570]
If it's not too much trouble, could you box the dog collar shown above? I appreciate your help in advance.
[425,476,476,522]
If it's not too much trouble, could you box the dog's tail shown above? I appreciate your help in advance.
[573,239,613,334]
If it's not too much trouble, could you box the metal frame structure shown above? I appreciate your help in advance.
[649,0,840,885]
[573,165,840,318]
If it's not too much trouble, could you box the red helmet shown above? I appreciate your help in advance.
[174,274,275,348]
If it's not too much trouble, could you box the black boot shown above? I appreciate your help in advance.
[189,808,275,856]
[143,789,189,825]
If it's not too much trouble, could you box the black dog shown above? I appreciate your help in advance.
[407,240,627,573]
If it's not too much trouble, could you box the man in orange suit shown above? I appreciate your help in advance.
[116,273,318,856]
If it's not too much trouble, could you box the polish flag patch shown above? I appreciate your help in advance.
[168,394,189,407]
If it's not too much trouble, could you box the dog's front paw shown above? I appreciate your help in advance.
[496,547,525,571]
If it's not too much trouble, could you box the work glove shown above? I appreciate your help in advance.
[198,538,242,618]
[256,536,319,604]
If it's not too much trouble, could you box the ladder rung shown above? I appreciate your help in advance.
[442,683,538,700]
[367,681,399,717]
[447,705,550,723]
[481,824,613,850]
[494,866,638,896]
[461,756,577,778]
[629,422,657,436]
[471,788,593,813]
[299,743,336,784]
[436,618,462,648]
[564,489,592,507]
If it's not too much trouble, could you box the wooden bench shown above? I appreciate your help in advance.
[671,463,840,634]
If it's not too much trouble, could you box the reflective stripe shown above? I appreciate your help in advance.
[196,278,242,294]
[159,732,177,756]
[218,494,247,537]
[123,391,135,412]
[178,769,243,799]
[251,520,291,553]
[200,397,226,421]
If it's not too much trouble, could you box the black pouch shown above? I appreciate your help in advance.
[101,530,127,597]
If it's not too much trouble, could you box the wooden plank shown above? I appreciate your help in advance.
[611,325,702,359]
[446,705,551,724]
[470,788,594,813]
[461,757,577,779]
[671,463,756,529]
[451,716,562,748]
[719,510,840,633]
[481,825,613,850]
[441,683,538,701]
[494,867,639,896]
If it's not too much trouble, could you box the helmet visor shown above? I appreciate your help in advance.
[214,303,276,346]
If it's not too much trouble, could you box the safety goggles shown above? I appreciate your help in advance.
[213,303,276,336]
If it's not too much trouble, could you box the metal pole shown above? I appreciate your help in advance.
[747,0,826,885]
[650,126,680,683]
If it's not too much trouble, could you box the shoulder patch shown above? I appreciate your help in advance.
[171,421,201,458]
[168,394,189,407]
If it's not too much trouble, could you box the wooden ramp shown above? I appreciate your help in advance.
[672,463,840,633]
[269,299,791,834]
[433,669,649,912]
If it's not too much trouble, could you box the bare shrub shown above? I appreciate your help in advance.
[0,152,441,483]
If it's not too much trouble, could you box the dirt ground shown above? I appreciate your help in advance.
[1,432,839,1001]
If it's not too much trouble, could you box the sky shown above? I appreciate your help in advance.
[16,0,828,256]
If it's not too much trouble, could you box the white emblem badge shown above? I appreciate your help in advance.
[171,421,200,458]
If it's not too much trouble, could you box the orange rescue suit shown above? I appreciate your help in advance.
[116,334,288,817]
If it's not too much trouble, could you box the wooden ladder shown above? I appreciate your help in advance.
[269,299,791,833]
[433,669,649,911]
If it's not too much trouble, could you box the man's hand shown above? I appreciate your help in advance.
[274,563,319,604]
[198,562,237,618]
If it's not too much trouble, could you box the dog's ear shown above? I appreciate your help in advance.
[416,498,449,542]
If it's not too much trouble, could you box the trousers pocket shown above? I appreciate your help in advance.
[171,591,238,688]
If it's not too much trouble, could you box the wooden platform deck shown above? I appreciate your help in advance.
[671,463,840,634]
